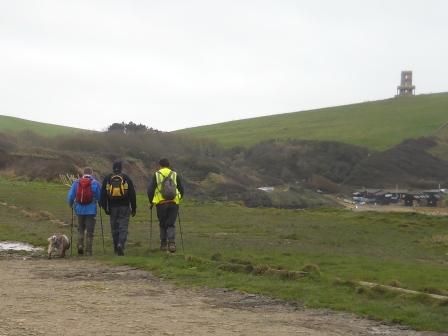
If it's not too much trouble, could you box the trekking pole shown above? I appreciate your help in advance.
[99,207,105,254]
[70,207,74,256]
[149,206,153,250]
[177,207,185,255]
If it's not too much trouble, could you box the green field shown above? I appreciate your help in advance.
[0,115,86,136]
[178,93,448,150]
[0,178,447,331]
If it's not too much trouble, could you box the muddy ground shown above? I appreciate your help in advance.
[337,198,448,217]
[0,257,446,336]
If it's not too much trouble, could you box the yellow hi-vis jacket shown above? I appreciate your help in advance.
[152,167,181,205]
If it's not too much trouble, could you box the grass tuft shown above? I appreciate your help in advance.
[302,264,321,279]
[389,280,403,288]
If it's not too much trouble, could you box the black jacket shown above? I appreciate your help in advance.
[100,173,137,212]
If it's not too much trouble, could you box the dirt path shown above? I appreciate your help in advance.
[335,198,448,217]
[0,257,445,336]
[352,204,448,216]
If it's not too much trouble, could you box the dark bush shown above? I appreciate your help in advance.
[241,190,272,208]
[245,139,369,183]
[0,133,18,152]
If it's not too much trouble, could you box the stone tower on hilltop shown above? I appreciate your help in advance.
[396,71,415,96]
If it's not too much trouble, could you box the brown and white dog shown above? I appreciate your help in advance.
[47,234,70,259]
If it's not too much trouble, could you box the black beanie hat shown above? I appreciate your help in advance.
[159,158,170,168]
[113,161,122,174]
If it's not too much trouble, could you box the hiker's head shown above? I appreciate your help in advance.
[159,158,170,168]
[113,161,122,174]
[83,167,93,176]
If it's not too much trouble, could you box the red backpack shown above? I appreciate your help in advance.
[76,177,93,205]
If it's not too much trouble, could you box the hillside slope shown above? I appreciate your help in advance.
[345,137,448,188]
[178,93,448,150]
[0,131,340,208]
[0,115,86,136]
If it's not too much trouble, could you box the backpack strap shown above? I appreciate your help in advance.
[156,171,164,186]
[156,171,174,182]
[110,173,124,182]
[155,171,163,192]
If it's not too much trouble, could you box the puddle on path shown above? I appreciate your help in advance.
[0,241,43,252]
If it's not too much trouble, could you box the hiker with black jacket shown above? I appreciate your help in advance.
[147,158,184,253]
[100,161,136,256]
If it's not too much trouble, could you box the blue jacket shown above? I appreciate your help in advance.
[67,175,102,216]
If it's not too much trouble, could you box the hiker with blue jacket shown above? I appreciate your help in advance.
[67,167,102,256]
[147,158,184,253]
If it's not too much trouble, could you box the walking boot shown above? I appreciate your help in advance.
[168,241,176,253]
[77,237,84,255]
[117,243,124,256]
[160,241,167,252]
[86,237,93,256]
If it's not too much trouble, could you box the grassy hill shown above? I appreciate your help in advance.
[178,93,448,150]
[0,115,86,136]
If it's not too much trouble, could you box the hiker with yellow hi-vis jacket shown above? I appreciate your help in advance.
[147,158,184,253]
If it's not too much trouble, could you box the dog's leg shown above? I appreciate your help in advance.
[48,245,52,259]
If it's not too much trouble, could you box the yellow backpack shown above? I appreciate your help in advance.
[107,174,129,199]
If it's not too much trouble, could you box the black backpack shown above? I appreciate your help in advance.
[158,171,176,200]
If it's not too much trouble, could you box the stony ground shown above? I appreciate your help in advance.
[0,257,446,336]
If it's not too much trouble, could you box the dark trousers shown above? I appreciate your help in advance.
[110,206,130,251]
[156,203,179,243]
[77,215,95,254]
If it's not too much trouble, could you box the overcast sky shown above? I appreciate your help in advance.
[1,1,447,131]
